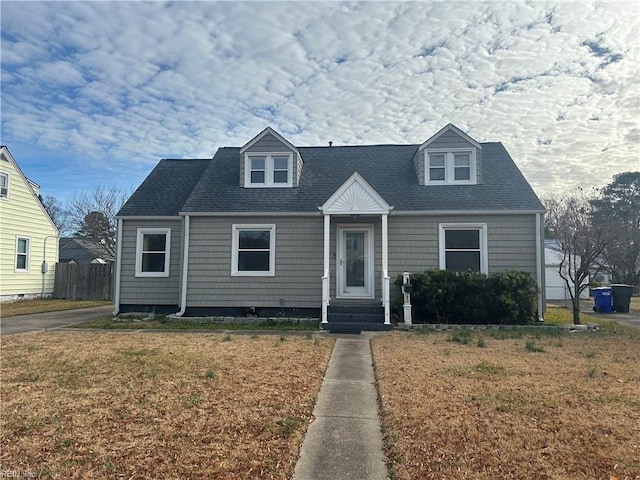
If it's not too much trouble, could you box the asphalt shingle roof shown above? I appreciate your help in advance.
[117,142,543,217]
[59,238,115,263]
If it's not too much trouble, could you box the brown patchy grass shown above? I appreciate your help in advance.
[0,332,334,479]
[373,330,640,480]
[0,299,110,317]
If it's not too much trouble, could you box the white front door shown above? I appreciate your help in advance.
[337,225,374,299]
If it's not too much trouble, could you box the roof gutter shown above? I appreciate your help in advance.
[175,215,190,317]
[177,209,546,217]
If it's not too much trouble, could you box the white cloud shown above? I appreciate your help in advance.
[1,1,638,202]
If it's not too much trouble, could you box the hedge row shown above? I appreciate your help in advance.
[395,270,538,325]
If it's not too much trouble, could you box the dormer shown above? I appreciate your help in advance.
[239,127,303,188]
[414,124,482,186]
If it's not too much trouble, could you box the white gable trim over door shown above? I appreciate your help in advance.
[320,172,391,215]
[319,172,392,325]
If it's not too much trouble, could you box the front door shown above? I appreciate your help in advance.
[337,225,374,299]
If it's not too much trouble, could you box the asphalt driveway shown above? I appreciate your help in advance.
[0,305,113,335]
[582,307,640,330]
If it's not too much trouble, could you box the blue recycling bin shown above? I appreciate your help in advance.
[592,287,613,313]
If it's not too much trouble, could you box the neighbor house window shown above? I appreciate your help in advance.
[135,228,171,277]
[439,223,487,274]
[15,236,30,272]
[244,153,293,187]
[426,150,476,184]
[231,224,275,276]
[0,172,8,199]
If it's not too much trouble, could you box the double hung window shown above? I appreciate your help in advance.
[245,154,293,187]
[426,150,476,184]
[0,172,8,199]
[135,228,171,277]
[15,236,30,272]
[232,225,275,276]
[439,224,487,274]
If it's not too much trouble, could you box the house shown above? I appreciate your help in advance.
[545,240,589,301]
[114,124,546,330]
[59,238,115,264]
[0,146,58,302]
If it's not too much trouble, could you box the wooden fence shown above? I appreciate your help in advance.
[53,263,114,301]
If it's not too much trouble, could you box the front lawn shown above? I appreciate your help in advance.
[373,329,640,480]
[0,332,334,479]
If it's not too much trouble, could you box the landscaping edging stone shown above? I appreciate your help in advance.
[165,314,320,325]
[395,323,599,332]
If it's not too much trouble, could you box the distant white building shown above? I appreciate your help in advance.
[545,240,589,301]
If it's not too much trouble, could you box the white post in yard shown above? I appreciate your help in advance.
[402,271,412,325]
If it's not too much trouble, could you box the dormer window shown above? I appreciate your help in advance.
[425,149,476,185]
[245,153,293,187]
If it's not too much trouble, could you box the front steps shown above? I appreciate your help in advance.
[321,304,392,334]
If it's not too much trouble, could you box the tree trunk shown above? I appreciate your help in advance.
[572,305,581,325]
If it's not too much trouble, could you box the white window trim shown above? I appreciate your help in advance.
[0,171,9,200]
[135,228,171,278]
[244,153,293,188]
[438,223,488,274]
[231,224,276,276]
[425,148,476,185]
[15,236,30,273]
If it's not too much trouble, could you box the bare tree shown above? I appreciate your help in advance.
[41,195,72,235]
[67,185,129,256]
[544,190,612,324]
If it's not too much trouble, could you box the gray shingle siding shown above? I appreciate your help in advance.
[186,216,323,308]
[119,219,183,306]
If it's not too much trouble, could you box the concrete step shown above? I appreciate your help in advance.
[329,304,383,315]
[321,322,392,334]
[325,304,388,333]
[327,312,385,323]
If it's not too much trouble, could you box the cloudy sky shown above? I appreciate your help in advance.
[1,1,638,205]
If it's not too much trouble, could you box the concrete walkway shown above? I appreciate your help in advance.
[293,333,388,480]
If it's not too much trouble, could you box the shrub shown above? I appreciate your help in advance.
[395,269,538,325]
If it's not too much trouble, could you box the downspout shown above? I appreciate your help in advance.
[535,212,544,321]
[113,218,123,315]
[175,215,190,317]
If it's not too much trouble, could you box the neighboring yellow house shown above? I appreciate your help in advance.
[0,146,58,301]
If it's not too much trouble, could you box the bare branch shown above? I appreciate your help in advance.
[544,189,613,324]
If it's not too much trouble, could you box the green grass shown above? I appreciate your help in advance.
[525,340,546,353]
[68,317,320,331]
[447,329,473,344]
